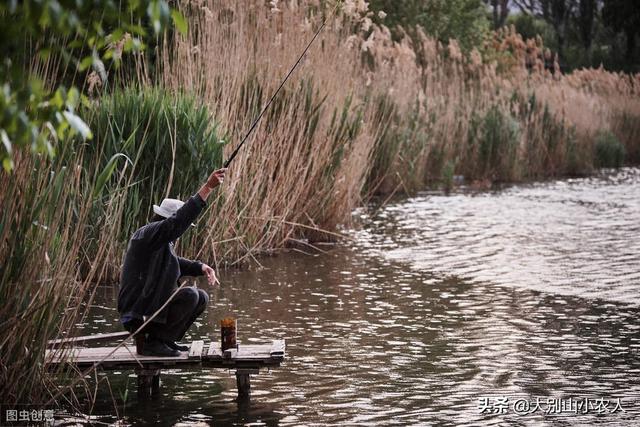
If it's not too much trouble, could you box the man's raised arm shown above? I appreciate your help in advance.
[198,168,227,201]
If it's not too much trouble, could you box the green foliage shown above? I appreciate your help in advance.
[325,93,364,187]
[512,93,581,178]
[367,0,638,71]
[594,130,626,168]
[508,13,558,52]
[507,3,639,72]
[0,0,187,172]
[0,84,89,171]
[367,93,399,189]
[441,160,455,193]
[468,105,520,181]
[367,93,431,193]
[84,87,224,242]
[610,111,640,164]
[0,86,223,403]
[564,130,581,176]
[369,0,490,51]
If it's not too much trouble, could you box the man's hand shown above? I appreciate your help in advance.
[206,168,227,189]
[201,263,219,286]
[198,168,227,201]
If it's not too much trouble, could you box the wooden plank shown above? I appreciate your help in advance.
[202,359,281,369]
[221,344,268,356]
[46,344,191,366]
[270,339,285,358]
[203,341,285,359]
[188,340,204,359]
[46,339,286,370]
[47,331,131,347]
[207,342,223,359]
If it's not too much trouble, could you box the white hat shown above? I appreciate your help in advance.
[153,198,185,219]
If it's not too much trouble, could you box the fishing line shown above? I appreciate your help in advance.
[223,1,342,168]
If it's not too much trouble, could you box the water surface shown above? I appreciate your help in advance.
[69,168,640,425]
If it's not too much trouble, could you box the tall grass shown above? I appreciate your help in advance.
[2,0,640,407]
[161,1,639,192]
[0,87,223,404]
[1,138,99,405]
[82,88,225,276]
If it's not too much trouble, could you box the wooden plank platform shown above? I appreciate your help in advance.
[46,338,286,399]
[203,340,285,368]
[45,339,285,370]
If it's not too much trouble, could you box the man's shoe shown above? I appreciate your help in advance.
[140,338,180,357]
[165,341,189,352]
[134,334,145,354]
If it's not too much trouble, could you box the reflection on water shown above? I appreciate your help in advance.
[354,168,640,305]
[70,169,639,425]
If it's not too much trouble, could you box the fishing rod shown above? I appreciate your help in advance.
[223,1,341,169]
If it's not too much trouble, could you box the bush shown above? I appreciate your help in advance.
[0,86,222,404]
[466,106,520,181]
[509,13,558,52]
[611,112,640,164]
[84,87,224,243]
[594,130,626,168]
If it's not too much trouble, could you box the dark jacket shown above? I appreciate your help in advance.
[117,194,206,325]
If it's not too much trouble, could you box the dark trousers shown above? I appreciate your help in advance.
[124,287,209,342]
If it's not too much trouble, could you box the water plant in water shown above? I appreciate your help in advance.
[594,130,626,168]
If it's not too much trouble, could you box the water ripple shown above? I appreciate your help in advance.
[69,169,640,426]
[353,168,640,306]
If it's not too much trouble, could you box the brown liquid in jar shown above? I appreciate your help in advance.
[220,317,236,351]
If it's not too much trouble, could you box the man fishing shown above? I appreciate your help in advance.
[115,0,337,358]
[117,167,227,357]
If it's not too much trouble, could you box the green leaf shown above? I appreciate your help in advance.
[109,28,125,43]
[80,94,92,108]
[79,55,93,71]
[129,0,141,12]
[51,88,65,109]
[66,87,80,110]
[38,48,52,61]
[63,111,92,140]
[68,39,83,49]
[121,123,142,152]
[124,37,144,52]
[1,129,12,155]
[93,153,132,198]
[2,157,14,172]
[127,24,146,36]
[147,1,170,35]
[171,9,188,35]
[148,1,162,34]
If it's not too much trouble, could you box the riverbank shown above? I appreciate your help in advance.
[1,0,639,407]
